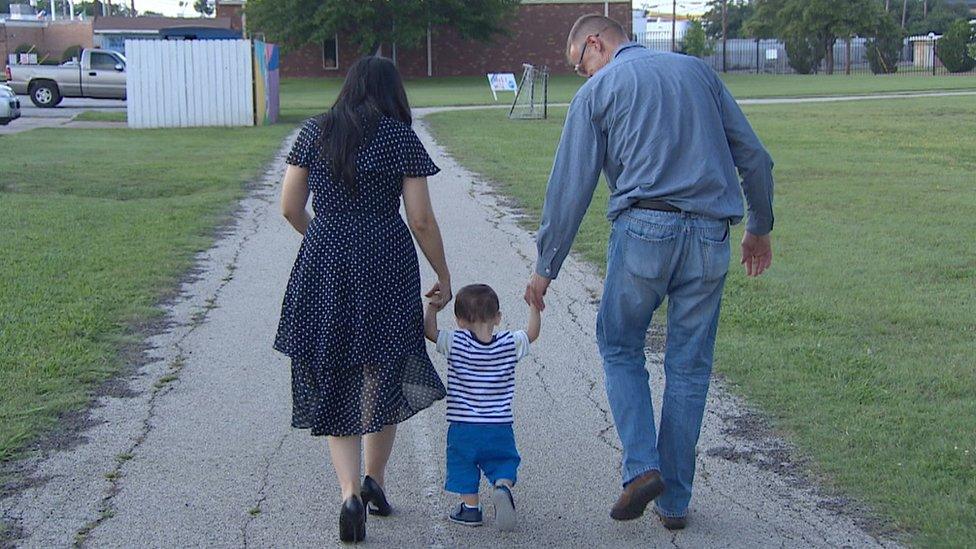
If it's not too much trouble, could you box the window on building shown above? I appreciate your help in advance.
[322,35,338,70]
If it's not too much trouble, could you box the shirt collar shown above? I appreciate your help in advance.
[613,41,643,59]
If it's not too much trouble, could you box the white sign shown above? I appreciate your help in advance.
[765,49,779,60]
[486,72,518,101]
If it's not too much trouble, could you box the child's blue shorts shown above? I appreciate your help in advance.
[445,422,521,495]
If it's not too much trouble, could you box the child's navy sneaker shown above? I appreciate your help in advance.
[449,503,483,527]
[491,484,516,532]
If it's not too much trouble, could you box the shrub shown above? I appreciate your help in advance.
[784,33,823,74]
[936,19,976,73]
[681,20,715,59]
[867,13,903,74]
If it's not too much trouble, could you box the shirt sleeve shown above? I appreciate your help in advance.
[512,330,530,361]
[285,119,319,168]
[535,91,606,279]
[435,329,454,356]
[715,78,775,235]
[400,125,441,177]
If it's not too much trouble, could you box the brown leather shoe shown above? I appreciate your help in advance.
[610,470,666,521]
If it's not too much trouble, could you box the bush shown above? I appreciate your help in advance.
[867,13,903,74]
[681,20,715,59]
[784,33,823,74]
[62,45,84,63]
[936,19,976,73]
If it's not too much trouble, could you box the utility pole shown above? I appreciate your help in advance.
[721,0,728,72]
[671,0,677,52]
[604,1,609,17]
[923,0,928,18]
[901,0,908,28]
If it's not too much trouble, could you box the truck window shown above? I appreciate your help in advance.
[91,53,120,70]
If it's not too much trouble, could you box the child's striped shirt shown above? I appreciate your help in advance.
[435,329,530,424]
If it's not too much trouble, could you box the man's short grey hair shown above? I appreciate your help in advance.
[566,14,627,63]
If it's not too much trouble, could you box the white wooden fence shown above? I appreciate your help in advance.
[126,39,255,129]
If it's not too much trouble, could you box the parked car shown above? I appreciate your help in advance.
[4,49,126,108]
[0,84,21,124]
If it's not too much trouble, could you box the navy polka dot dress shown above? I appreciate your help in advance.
[274,116,446,437]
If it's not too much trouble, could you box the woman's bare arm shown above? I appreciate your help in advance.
[280,165,312,235]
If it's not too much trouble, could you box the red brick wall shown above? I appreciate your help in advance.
[1,21,93,72]
[216,4,244,33]
[278,2,632,79]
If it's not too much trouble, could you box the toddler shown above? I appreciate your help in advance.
[425,283,541,531]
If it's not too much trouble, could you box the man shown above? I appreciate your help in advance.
[524,15,774,530]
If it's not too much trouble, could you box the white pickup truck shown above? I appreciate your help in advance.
[5,48,126,107]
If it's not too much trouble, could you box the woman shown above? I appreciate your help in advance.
[274,56,451,543]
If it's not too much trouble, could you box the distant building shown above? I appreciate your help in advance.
[93,16,240,53]
[261,0,633,78]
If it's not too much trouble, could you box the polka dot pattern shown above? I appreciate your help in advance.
[274,116,446,437]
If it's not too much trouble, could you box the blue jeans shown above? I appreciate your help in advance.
[596,209,730,518]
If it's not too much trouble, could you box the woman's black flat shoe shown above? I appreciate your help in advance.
[361,475,393,516]
[338,495,366,543]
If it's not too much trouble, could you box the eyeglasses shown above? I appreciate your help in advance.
[574,34,598,76]
[573,27,610,77]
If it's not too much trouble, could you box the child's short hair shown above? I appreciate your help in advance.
[454,284,500,323]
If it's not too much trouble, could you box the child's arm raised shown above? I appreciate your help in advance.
[424,302,440,343]
[526,303,541,343]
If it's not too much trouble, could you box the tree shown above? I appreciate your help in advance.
[681,20,715,58]
[246,0,520,55]
[194,0,214,16]
[905,0,970,35]
[702,0,755,39]
[745,0,877,74]
[866,9,904,73]
[936,19,976,72]
[73,1,131,16]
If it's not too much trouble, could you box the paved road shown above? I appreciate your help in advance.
[0,97,125,135]
[17,97,126,118]
[1,115,900,548]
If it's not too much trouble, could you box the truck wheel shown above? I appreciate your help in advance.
[29,81,62,108]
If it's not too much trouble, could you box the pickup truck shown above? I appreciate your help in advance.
[4,48,126,108]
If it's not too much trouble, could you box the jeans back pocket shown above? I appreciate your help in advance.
[620,216,678,280]
[700,224,731,282]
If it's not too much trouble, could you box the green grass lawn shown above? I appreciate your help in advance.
[424,97,976,547]
[280,73,976,122]
[73,111,127,123]
[0,125,291,461]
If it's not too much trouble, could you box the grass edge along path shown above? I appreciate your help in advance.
[0,124,292,462]
[424,97,976,547]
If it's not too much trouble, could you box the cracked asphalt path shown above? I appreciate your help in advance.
[1,116,900,548]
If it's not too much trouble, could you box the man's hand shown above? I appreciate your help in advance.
[524,273,552,311]
[740,231,773,277]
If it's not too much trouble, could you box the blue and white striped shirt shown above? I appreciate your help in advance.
[435,330,530,424]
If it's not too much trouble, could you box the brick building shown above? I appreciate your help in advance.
[1,19,94,72]
[268,0,632,79]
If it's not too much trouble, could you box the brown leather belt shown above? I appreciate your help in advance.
[633,199,682,213]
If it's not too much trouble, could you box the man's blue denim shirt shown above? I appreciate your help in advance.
[536,42,775,278]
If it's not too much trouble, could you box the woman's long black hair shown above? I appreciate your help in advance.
[316,56,412,193]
